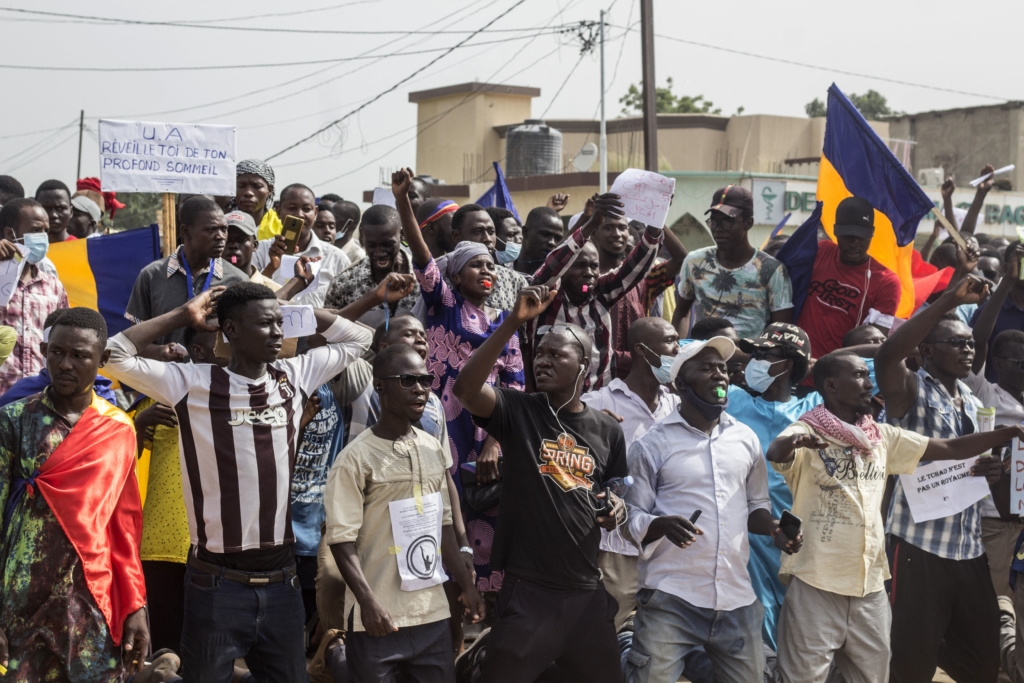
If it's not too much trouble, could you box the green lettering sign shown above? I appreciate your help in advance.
[986,205,1000,224]
[785,191,802,211]
[1016,206,1024,226]
[802,192,816,212]
[1001,205,1016,225]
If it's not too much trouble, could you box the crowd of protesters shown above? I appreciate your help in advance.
[0,157,1023,683]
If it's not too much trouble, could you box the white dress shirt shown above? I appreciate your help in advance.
[583,379,680,555]
[626,410,771,611]
[253,230,351,307]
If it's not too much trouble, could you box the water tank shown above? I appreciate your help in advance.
[506,119,563,178]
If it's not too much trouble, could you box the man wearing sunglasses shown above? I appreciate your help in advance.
[876,274,1005,683]
[325,343,483,682]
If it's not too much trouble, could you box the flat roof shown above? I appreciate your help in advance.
[409,82,541,103]
[493,113,729,137]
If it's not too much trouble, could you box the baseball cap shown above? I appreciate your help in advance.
[738,323,812,361]
[70,195,101,222]
[705,185,753,219]
[224,211,258,237]
[669,336,736,382]
[833,196,875,239]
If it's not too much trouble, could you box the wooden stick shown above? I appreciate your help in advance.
[931,207,967,250]
[160,192,177,258]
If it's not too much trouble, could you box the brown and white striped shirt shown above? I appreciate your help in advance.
[105,317,371,557]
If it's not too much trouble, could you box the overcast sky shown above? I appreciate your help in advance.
[2,0,1020,201]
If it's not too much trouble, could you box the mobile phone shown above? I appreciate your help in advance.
[281,215,304,254]
[779,509,802,540]
[689,510,702,524]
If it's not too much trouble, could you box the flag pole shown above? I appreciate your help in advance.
[160,193,177,258]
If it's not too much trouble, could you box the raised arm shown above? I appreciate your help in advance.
[941,175,958,234]
[961,164,995,235]
[452,285,556,419]
[661,225,688,278]
[532,194,624,285]
[876,276,989,419]
[973,244,1022,373]
[120,287,222,352]
[595,226,662,306]
[333,273,416,322]
[923,425,1024,461]
[392,168,431,269]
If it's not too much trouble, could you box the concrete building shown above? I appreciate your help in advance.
[365,81,1024,247]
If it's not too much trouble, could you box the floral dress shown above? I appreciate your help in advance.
[0,393,122,682]
[415,258,524,591]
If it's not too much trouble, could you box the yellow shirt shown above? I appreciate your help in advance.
[773,421,927,597]
[324,427,453,631]
[132,397,191,564]
[257,208,283,241]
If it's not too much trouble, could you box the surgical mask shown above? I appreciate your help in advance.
[640,344,674,385]
[495,237,521,265]
[681,384,728,421]
[22,232,49,264]
[744,358,784,394]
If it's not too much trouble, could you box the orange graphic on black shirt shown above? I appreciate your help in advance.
[539,433,596,492]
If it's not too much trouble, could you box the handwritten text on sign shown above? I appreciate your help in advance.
[609,168,676,230]
[1011,437,1024,513]
[98,119,236,195]
[900,456,991,523]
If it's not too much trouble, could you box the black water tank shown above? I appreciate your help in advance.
[505,119,563,178]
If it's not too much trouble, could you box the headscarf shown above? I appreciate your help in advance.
[419,200,459,229]
[443,241,491,279]
[76,177,125,219]
[236,159,276,211]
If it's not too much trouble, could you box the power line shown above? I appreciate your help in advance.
[624,27,1013,103]
[0,29,568,72]
[266,0,529,161]
[0,118,76,140]
[0,120,77,165]
[5,128,79,173]
[0,6,552,35]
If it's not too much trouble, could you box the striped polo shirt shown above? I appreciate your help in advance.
[105,316,371,557]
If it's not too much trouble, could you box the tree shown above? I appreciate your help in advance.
[619,77,722,116]
[112,192,161,231]
[804,89,903,120]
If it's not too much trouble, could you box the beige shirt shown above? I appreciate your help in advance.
[324,426,453,631]
[773,422,928,597]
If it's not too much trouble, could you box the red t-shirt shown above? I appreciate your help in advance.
[797,240,900,359]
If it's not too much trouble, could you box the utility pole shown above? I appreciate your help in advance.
[639,0,658,171]
[599,10,608,193]
[76,110,84,179]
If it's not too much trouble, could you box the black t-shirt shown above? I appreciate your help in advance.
[475,388,628,590]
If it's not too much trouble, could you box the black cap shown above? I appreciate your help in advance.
[834,196,875,239]
[705,185,753,219]
[738,323,812,361]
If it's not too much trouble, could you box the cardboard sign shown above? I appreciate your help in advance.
[610,168,676,230]
[98,119,236,194]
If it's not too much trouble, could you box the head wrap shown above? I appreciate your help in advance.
[236,159,276,211]
[419,200,459,229]
[76,177,125,219]
[444,241,491,278]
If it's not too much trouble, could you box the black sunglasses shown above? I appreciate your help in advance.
[996,357,1024,370]
[930,338,976,350]
[381,374,433,389]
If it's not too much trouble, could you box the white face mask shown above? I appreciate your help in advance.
[744,358,784,393]
[22,232,49,264]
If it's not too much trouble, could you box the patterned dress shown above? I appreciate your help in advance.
[415,258,524,591]
[0,393,121,682]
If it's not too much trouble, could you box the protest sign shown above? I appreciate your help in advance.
[900,456,991,523]
[1012,436,1024,513]
[272,256,322,298]
[98,119,236,195]
[610,168,676,230]
[371,187,397,209]
[280,305,316,339]
[0,246,27,308]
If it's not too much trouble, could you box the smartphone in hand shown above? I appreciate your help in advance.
[779,509,802,540]
[282,215,303,254]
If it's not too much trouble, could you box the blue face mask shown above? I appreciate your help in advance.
[22,232,49,264]
[495,237,521,265]
[744,358,784,394]
[640,344,674,384]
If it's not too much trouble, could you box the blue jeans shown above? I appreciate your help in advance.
[179,565,308,683]
[623,588,765,683]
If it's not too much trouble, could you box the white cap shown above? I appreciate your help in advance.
[71,195,102,222]
[669,336,736,382]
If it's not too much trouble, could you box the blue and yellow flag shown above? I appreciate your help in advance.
[48,225,161,336]
[816,84,935,318]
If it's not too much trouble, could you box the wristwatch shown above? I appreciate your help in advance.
[459,546,474,556]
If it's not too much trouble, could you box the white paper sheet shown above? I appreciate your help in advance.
[372,187,397,209]
[0,246,28,308]
[272,256,321,297]
[1011,437,1024,514]
[609,168,676,230]
[280,305,316,339]
[388,490,446,592]
[900,456,991,523]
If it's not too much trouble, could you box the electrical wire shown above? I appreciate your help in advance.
[0,6,552,35]
[265,0,529,161]
[5,128,79,173]
[0,120,77,165]
[0,118,77,140]
[540,51,587,119]
[0,29,569,72]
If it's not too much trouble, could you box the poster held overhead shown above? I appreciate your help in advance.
[609,168,675,230]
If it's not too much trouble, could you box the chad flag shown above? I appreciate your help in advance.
[816,84,935,318]
[48,225,161,336]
